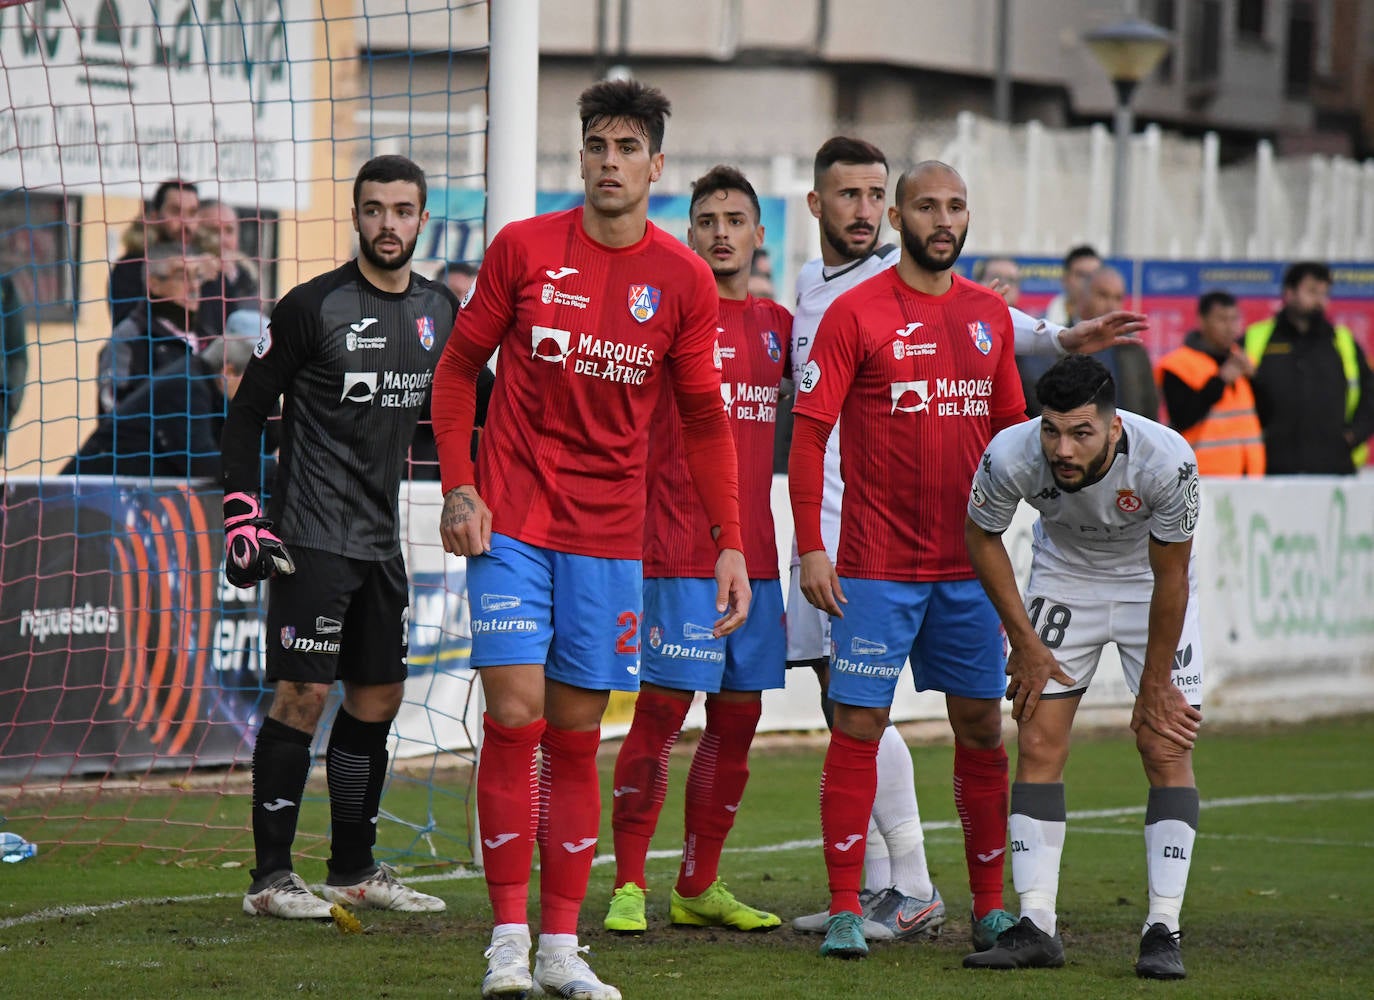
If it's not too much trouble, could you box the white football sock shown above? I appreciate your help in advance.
[1010,782,1066,936]
[863,816,890,892]
[871,724,932,898]
[1143,786,1199,935]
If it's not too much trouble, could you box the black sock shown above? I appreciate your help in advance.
[251,717,313,882]
[326,708,392,878]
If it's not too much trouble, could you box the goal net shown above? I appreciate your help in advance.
[0,0,488,867]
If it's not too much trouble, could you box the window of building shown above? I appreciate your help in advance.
[1236,0,1267,39]
[1187,0,1223,83]
[1285,0,1316,97]
[0,190,80,321]
[1150,0,1177,82]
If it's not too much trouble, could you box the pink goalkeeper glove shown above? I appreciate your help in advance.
[223,491,295,589]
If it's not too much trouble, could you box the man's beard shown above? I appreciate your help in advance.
[821,217,878,263]
[901,225,966,272]
[1050,436,1114,492]
[360,231,418,272]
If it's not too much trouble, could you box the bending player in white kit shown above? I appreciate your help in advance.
[963,354,1203,980]
[787,138,1150,946]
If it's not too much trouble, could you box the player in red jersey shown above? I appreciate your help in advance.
[431,80,750,1000]
[603,165,790,937]
[790,161,1027,959]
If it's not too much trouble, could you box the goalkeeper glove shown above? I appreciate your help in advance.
[223,491,295,589]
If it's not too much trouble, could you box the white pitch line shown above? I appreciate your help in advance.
[2,788,1369,931]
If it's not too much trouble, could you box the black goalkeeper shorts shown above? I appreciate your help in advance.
[264,546,409,686]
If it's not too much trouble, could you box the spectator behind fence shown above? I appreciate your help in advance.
[65,312,260,479]
[435,260,478,302]
[408,262,491,480]
[1,273,28,456]
[1043,244,1100,327]
[1024,266,1157,419]
[1244,261,1374,475]
[98,242,209,415]
[748,244,775,300]
[1156,290,1264,476]
[109,179,200,325]
[196,200,261,339]
[973,255,1022,309]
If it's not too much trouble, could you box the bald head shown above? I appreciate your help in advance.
[893,160,964,206]
[1081,265,1125,320]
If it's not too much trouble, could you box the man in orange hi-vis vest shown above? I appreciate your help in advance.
[1156,290,1265,476]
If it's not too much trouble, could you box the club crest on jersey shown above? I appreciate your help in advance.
[968,320,992,355]
[416,316,435,350]
[628,284,661,323]
[648,625,662,649]
[762,329,782,362]
[1116,489,1142,513]
[280,626,296,649]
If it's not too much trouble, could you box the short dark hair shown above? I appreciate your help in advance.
[437,260,479,281]
[353,155,428,212]
[1197,289,1237,316]
[1063,244,1100,269]
[152,179,198,213]
[689,164,761,223]
[1036,354,1116,415]
[813,137,887,188]
[1282,260,1332,290]
[578,79,672,154]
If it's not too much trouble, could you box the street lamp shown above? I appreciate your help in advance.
[1083,17,1172,255]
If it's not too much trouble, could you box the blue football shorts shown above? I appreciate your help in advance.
[641,577,785,693]
[466,533,643,691]
[827,577,1007,708]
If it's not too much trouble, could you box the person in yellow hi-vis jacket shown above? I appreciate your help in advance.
[1244,261,1374,474]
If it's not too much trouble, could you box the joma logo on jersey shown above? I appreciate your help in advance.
[341,372,378,403]
[890,380,931,414]
[628,283,661,323]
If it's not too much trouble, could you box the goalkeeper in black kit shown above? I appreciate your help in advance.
[220,155,458,918]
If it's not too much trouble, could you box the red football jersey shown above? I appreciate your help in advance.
[439,208,727,559]
[792,270,1025,581]
[644,296,792,578]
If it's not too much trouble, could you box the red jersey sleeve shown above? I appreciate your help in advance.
[989,303,1029,434]
[666,253,725,394]
[791,297,862,426]
[788,413,831,555]
[431,226,520,493]
[674,387,743,553]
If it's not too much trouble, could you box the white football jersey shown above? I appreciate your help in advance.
[968,410,1200,602]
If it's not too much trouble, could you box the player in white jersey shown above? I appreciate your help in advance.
[963,354,1203,980]
[786,138,1152,946]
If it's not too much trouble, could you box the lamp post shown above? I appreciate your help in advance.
[1083,17,1172,255]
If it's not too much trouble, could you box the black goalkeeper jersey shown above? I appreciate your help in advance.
[221,259,458,560]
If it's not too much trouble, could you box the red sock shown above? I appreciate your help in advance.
[821,729,880,916]
[953,742,1010,918]
[537,725,602,935]
[610,689,690,890]
[478,713,545,926]
[676,697,762,897]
